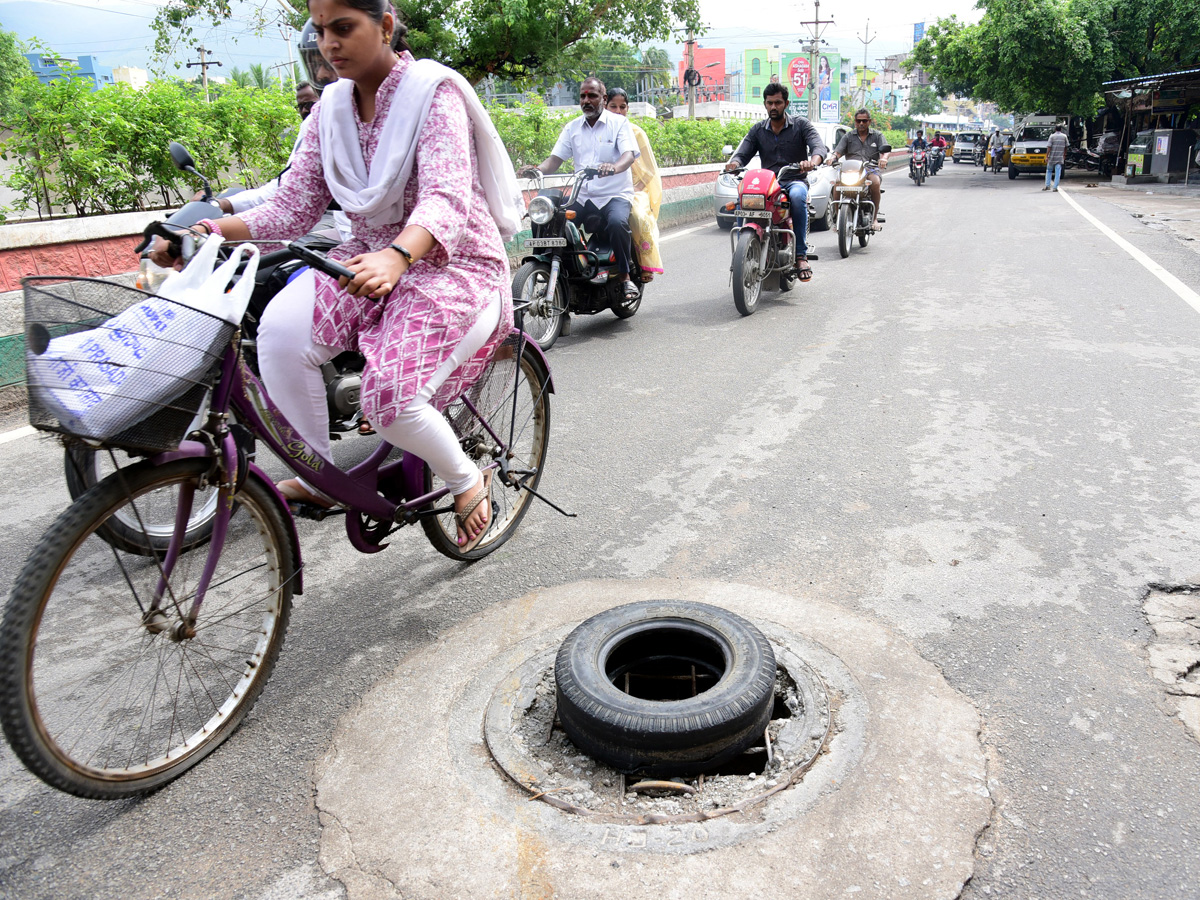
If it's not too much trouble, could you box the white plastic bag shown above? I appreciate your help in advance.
[28,239,261,442]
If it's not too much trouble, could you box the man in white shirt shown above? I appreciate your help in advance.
[521,78,641,300]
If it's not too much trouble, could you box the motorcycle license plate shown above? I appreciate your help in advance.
[738,210,772,220]
[524,237,567,248]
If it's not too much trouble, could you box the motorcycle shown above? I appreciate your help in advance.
[910,147,928,186]
[973,144,985,167]
[832,149,890,259]
[512,168,645,351]
[63,141,367,554]
[725,163,812,317]
[929,146,945,174]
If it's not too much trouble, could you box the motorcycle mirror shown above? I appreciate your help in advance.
[880,144,892,154]
[168,141,197,172]
[722,145,733,155]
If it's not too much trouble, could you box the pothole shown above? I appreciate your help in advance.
[478,618,865,851]
[1142,583,1200,742]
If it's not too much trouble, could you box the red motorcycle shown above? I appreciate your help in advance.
[725,163,810,317]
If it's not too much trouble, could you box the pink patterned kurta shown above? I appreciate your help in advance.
[238,53,513,428]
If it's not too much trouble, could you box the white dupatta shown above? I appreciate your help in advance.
[318,58,523,238]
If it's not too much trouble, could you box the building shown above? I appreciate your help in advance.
[24,53,114,90]
[679,47,727,102]
[112,66,149,91]
[744,47,784,102]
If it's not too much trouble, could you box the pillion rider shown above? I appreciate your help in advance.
[826,108,890,230]
[725,82,827,282]
[520,77,642,302]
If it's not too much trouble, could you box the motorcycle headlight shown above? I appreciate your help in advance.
[839,170,864,186]
[740,194,765,210]
[527,195,555,225]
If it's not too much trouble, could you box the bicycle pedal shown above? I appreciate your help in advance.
[291,502,345,521]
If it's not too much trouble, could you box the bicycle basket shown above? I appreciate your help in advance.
[22,276,236,453]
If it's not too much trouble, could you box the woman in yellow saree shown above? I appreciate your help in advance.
[605,88,663,279]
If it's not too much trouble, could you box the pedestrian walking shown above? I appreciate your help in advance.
[1044,124,1069,191]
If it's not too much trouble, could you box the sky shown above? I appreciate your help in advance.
[0,0,984,81]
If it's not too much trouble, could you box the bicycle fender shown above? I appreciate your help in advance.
[519,338,555,395]
[246,463,304,595]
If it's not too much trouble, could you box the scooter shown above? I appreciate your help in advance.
[929,146,945,174]
[725,163,813,317]
[512,168,645,351]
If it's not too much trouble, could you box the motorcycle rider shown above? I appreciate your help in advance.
[909,129,928,177]
[520,77,641,301]
[928,131,947,172]
[826,108,889,228]
[724,81,826,282]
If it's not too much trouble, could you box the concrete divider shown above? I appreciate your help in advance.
[0,164,726,393]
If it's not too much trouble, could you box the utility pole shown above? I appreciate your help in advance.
[856,21,876,109]
[186,46,222,103]
[797,0,834,119]
[281,26,295,87]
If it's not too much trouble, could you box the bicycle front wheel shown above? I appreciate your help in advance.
[422,337,551,560]
[0,458,295,799]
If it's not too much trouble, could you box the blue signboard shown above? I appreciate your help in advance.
[914,22,925,43]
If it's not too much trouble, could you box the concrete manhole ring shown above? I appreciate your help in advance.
[480,620,861,848]
[313,580,991,900]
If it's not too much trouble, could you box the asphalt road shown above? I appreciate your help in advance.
[3,160,1200,899]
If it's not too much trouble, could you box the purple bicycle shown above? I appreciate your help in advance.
[0,229,556,799]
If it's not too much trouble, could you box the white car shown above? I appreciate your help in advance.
[715,121,851,232]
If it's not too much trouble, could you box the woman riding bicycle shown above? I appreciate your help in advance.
[153,0,522,551]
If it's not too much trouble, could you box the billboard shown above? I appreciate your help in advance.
[914,22,925,43]
[783,51,840,123]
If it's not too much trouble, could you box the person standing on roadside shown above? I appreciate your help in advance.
[1044,123,1069,192]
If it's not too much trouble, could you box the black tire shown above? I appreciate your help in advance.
[837,202,851,258]
[731,230,762,317]
[63,444,221,555]
[420,338,550,561]
[716,214,734,231]
[1008,164,1019,180]
[0,458,294,799]
[812,201,835,232]
[511,261,564,352]
[858,219,870,248]
[554,600,777,776]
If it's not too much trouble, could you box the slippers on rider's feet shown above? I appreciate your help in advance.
[622,280,640,300]
[455,468,494,553]
[278,478,336,509]
[796,259,813,282]
[358,420,375,435]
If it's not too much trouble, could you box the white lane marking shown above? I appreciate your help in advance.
[662,222,716,243]
[1059,187,1200,314]
[0,425,36,445]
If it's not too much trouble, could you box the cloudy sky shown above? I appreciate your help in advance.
[0,0,983,79]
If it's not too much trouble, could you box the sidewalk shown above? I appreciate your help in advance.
[1074,181,1200,251]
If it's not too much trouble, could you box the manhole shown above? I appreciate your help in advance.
[481,616,866,850]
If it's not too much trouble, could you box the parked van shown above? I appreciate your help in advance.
[953,131,984,163]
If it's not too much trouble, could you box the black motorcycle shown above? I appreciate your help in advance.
[512,168,644,351]
[63,141,367,554]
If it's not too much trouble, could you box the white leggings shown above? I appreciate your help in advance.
[258,268,501,498]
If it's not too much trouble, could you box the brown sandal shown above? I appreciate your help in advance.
[454,469,494,553]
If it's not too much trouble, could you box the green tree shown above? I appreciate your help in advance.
[151,0,701,85]
[248,62,272,90]
[910,0,1200,116]
[228,66,252,88]
[0,24,34,125]
[908,84,942,117]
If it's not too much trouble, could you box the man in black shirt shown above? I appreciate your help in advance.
[827,108,890,227]
[725,82,827,281]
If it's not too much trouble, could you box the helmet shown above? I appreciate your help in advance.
[299,19,336,92]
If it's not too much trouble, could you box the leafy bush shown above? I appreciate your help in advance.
[1,75,298,219]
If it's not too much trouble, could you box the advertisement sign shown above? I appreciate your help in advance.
[914,22,925,43]
[783,51,841,122]
[787,55,811,95]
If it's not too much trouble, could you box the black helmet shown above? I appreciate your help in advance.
[299,20,336,92]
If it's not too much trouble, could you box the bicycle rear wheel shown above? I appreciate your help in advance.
[422,336,550,560]
[0,458,295,799]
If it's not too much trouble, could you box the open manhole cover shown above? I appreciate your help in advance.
[478,613,866,851]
